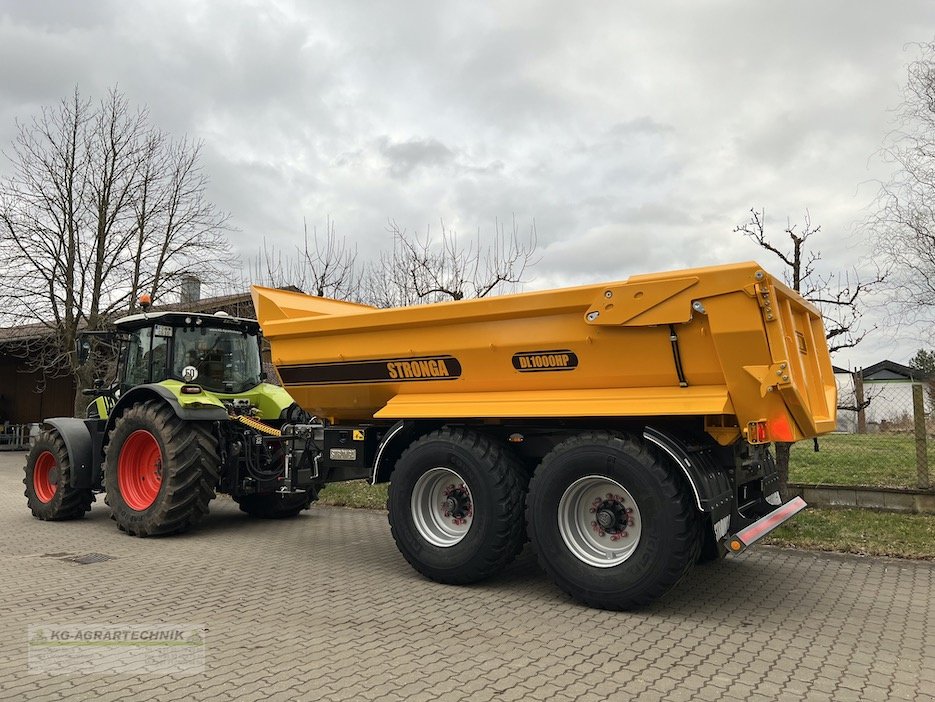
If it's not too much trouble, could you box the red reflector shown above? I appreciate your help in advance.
[181,385,202,394]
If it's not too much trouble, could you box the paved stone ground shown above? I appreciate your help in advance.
[0,450,932,702]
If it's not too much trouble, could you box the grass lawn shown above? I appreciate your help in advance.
[764,507,935,560]
[318,480,389,511]
[789,432,928,488]
[318,481,935,560]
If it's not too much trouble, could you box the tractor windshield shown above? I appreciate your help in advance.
[171,326,263,393]
[121,324,262,392]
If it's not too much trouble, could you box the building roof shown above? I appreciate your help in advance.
[827,361,922,381]
[0,291,254,345]
[831,360,925,382]
[860,360,921,382]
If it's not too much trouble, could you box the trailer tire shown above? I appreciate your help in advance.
[234,493,312,519]
[388,428,526,585]
[527,431,700,610]
[104,401,220,537]
[23,431,94,520]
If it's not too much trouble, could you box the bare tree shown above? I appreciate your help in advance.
[249,217,363,300]
[870,40,935,329]
[735,208,880,353]
[365,217,538,307]
[735,207,881,496]
[134,135,233,306]
[0,86,232,414]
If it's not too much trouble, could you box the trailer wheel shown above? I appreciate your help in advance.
[388,428,526,585]
[234,492,312,519]
[104,401,220,537]
[23,431,94,520]
[527,431,700,610]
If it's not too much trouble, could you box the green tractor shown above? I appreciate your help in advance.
[23,309,332,536]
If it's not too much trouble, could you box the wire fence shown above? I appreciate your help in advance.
[790,381,932,490]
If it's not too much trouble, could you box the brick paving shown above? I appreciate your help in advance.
[0,450,932,701]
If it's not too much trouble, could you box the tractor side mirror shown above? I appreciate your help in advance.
[76,337,92,365]
[81,379,106,397]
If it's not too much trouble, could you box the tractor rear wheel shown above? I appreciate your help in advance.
[234,492,312,519]
[387,428,527,585]
[526,431,701,610]
[23,430,94,520]
[104,401,220,537]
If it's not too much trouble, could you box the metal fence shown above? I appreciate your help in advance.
[0,424,32,451]
[790,380,931,490]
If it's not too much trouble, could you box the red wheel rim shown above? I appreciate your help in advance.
[117,430,163,511]
[33,451,58,503]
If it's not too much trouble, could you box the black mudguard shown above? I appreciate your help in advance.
[44,418,95,489]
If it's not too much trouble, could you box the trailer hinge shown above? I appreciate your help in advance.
[755,283,776,322]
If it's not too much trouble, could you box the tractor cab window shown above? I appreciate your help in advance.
[123,328,169,386]
[172,326,262,393]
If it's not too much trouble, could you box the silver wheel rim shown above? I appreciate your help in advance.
[411,467,474,548]
[558,475,641,568]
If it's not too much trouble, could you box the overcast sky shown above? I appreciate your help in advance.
[1,1,933,369]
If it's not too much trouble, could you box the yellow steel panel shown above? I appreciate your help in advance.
[584,276,699,326]
[254,260,838,443]
[373,386,735,419]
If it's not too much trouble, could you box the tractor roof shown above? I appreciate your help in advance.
[113,311,260,333]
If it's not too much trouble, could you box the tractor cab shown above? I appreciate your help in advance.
[114,311,264,394]
[77,311,270,420]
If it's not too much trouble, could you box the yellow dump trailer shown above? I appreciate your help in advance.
[253,261,836,609]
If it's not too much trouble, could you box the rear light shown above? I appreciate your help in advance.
[747,420,769,444]
[181,385,203,395]
[769,414,795,442]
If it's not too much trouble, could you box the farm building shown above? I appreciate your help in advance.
[833,361,928,433]
[0,290,257,428]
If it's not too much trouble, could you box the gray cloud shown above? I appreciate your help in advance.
[377,137,455,178]
[0,0,933,368]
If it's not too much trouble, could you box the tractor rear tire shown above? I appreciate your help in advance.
[104,401,220,537]
[23,430,94,520]
[235,492,312,519]
[526,431,701,610]
[387,427,527,585]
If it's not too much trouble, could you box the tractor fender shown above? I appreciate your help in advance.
[44,418,94,489]
[105,384,229,437]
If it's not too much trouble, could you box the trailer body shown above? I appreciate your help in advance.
[255,261,835,443]
[251,261,836,609]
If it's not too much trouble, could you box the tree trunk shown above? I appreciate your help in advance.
[774,441,792,500]
[72,363,95,418]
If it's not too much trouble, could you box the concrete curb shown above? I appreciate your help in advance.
[790,483,935,514]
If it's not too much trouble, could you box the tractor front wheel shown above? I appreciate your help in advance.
[23,430,94,520]
[104,401,220,537]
